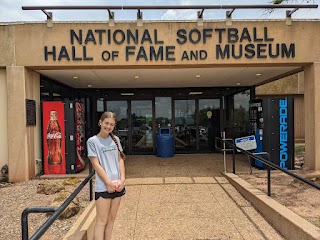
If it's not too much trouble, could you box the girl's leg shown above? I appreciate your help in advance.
[104,197,122,240]
[95,197,112,240]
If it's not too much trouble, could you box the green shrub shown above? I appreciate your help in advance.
[295,145,305,154]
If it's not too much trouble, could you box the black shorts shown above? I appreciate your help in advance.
[95,187,126,200]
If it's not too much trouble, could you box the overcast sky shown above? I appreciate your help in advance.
[0,0,319,22]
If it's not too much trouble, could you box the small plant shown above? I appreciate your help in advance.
[295,144,305,154]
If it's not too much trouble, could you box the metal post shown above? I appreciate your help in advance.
[222,131,227,172]
[22,207,56,240]
[267,166,271,196]
[89,160,93,201]
[232,147,235,174]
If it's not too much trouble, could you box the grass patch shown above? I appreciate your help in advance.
[295,144,305,154]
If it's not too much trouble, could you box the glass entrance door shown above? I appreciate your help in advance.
[174,99,221,153]
[174,100,196,152]
[131,100,153,154]
[199,99,221,152]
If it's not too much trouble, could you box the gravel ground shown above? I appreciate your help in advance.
[238,169,320,228]
[0,178,91,240]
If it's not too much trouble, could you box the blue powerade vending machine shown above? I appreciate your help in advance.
[249,99,264,168]
[249,97,295,170]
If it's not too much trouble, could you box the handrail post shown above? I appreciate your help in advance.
[222,131,227,172]
[267,165,271,196]
[89,160,93,201]
[215,137,320,198]
[21,207,57,240]
[232,146,236,174]
[22,209,29,240]
[23,171,95,240]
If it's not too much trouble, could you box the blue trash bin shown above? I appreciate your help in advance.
[157,128,174,158]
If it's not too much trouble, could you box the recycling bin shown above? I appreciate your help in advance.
[156,127,174,158]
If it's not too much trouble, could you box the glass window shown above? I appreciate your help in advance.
[97,98,104,112]
[233,90,250,135]
[155,97,172,128]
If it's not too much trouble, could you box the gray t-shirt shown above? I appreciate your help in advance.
[87,135,123,192]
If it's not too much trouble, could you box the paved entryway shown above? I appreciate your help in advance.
[110,154,285,239]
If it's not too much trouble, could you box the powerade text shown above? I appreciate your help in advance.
[279,99,288,170]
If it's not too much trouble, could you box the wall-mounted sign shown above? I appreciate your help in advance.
[44,27,295,62]
[26,99,36,126]
[235,135,257,151]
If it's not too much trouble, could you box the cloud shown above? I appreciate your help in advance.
[161,9,197,20]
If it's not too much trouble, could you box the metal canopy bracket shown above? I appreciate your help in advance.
[41,10,53,28]
[286,8,299,17]
[137,9,142,19]
[226,8,235,18]
[137,9,143,27]
[108,10,114,19]
[197,9,204,27]
[286,8,299,26]
[108,10,114,27]
[197,9,204,18]
[226,9,235,26]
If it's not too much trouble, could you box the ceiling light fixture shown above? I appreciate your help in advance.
[236,82,241,86]
[195,74,201,78]
[121,93,134,96]
[72,76,78,79]
[256,73,262,76]
[88,84,92,88]
[189,91,203,95]
[134,75,140,79]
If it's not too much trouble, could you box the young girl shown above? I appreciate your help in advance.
[87,112,126,240]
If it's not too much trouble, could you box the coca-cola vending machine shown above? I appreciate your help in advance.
[42,101,86,174]
[42,101,66,174]
[64,100,86,173]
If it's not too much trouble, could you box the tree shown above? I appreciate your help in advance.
[272,0,314,3]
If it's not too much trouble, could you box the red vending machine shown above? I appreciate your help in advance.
[42,101,66,174]
[75,102,86,171]
[64,100,86,173]
[42,101,86,174]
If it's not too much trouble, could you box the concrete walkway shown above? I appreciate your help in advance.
[110,154,284,240]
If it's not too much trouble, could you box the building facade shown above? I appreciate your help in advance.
[1,20,319,182]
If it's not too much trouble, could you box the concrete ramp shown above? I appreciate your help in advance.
[64,154,320,239]
[65,176,284,239]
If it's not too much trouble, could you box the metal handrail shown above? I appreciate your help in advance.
[216,137,320,196]
[21,170,95,240]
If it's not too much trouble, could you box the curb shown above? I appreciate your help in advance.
[224,172,320,240]
[63,200,96,240]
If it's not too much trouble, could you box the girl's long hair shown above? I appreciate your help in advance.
[99,112,126,160]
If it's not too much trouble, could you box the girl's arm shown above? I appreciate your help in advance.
[117,154,126,191]
[90,156,116,193]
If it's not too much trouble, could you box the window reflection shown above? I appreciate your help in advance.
[174,100,196,151]
[224,90,250,139]
[199,99,220,151]
[155,97,172,128]
[131,101,153,153]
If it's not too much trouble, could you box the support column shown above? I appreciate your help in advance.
[304,62,320,170]
[7,66,40,182]
[0,69,8,172]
